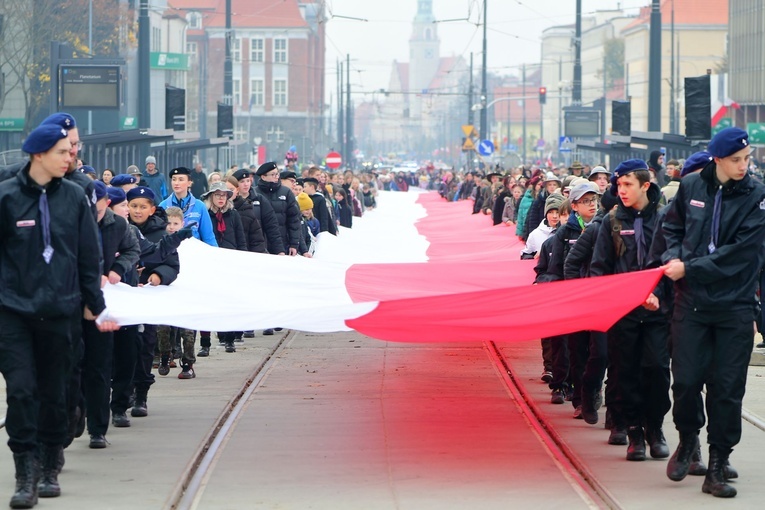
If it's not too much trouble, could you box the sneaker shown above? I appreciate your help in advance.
[158,354,170,376]
[243,331,255,338]
[582,406,598,425]
[89,434,107,449]
[225,342,236,353]
[178,364,195,379]
[197,347,210,357]
[573,405,583,419]
[263,329,274,336]
[551,389,565,405]
[608,427,628,445]
[540,370,553,383]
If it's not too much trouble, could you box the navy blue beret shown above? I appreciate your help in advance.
[80,165,97,176]
[93,180,108,200]
[106,187,127,206]
[256,161,278,176]
[126,186,156,203]
[707,127,750,158]
[22,124,70,154]
[41,112,77,131]
[111,174,137,187]
[681,151,713,177]
[610,159,649,188]
[169,167,191,177]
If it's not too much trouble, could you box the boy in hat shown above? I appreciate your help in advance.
[159,167,218,247]
[590,159,671,462]
[111,173,138,192]
[521,192,567,259]
[143,156,168,199]
[587,165,611,194]
[662,127,765,497]
[0,124,119,507]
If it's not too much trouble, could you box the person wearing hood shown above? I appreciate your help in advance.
[254,162,301,256]
[590,159,671,463]
[142,156,168,199]
[648,150,666,187]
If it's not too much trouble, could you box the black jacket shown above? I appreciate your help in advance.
[233,196,266,253]
[0,163,105,318]
[533,236,557,284]
[310,192,333,233]
[99,208,141,279]
[662,164,765,311]
[246,188,284,254]
[492,189,511,225]
[539,213,586,283]
[256,180,301,251]
[208,203,247,251]
[564,212,605,280]
[131,209,180,286]
[191,171,208,198]
[591,183,667,319]
[524,190,549,240]
[337,201,353,228]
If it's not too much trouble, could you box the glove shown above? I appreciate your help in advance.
[176,226,195,240]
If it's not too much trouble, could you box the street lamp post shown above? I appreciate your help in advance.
[480,0,488,140]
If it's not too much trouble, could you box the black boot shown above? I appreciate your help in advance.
[723,459,738,480]
[702,446,737,498]
[10,451,39,509]
[131,389,148,417]
[225,341,236,353]
[688,432,707,476]
[626,426,646,461]
[667,431,698,481]
[37,445,62,498]
[646,426,670,458]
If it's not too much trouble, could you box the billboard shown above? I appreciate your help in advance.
[61,66,120,109]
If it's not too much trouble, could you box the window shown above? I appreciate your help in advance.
[249,79,264,107]
[274,39,287,63]
[231,38,241,63]
[233,79,241,106]
[267,125,285,143]
[187,109,198,131]
[273,79,287,106]
[151,27,161,52]
[250,38,264,62]
[187,12,202,29]
[186,42,197,57]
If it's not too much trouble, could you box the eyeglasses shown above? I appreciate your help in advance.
[577,198,599,206]
[73,141,84,150]
[212,192,229,199]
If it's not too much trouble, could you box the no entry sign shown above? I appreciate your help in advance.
[326,151,342,169]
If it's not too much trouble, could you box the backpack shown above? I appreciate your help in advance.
[609,208,626,258]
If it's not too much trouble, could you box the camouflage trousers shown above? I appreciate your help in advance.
[157,325,196,364]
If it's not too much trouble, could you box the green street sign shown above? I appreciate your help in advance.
[121,117,136,130]
[747,123,765,144]
[0,118,24,131]
[711,118,732,137]
[150,52,190,71]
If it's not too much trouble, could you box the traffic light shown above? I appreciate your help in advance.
[539,87,547,105]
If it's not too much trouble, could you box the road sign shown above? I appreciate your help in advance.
[477,140,494,156]
[559,136,573,152]
[462,124,477,138]
[326,151,342,169]
[462,138,476,151]
[748,123,765,144]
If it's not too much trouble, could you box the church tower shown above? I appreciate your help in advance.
[408,0,440,96]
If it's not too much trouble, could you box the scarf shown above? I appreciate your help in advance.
[215,210,226,234]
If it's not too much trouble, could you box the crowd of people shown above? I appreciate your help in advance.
[0,110,762,507]
[438,127,765,499]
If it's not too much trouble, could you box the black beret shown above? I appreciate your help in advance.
[303,177,320,186]
[169,167,191,177]
[232,169,251,181]
[280,170,297,180]
[256,161,278,176]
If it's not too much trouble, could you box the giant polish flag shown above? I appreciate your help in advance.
[102,191,663,342]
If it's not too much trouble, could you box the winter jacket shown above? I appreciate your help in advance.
[143,170,168,200]
[207,201,247,251]
[131,209,180,286]
[537,213,586,283]
[502,195,520,224]
[0,163,105,318]
[515,189,535,238]
[564,211,605,280]
[591,184,667,319]
[99,208,141,279]
[233,196,266,253]
[662,164,765,311]
[337,200,353,228]
[524,190,550,242]
[533,236,557,283]
[256,180,302,251]
[159,192,218,247]
[310,192,333,233]
[521,220,555,258]
[246,188,284,254]
[191,170,208,198]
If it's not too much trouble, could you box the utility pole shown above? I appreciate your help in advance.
[669,0,676,134]
[223,0,233,167]
[602,51,607,139]
[557,56,563,146]
[346,53,352,169]
[480,0,488,139]
[338,61,344,161]
[648,0,662,131]
[572,0,582,105]
[522,63,527,164]
[467,53,474,171]
[138,0,150,129]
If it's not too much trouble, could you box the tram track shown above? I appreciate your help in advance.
[486,341,623,510]
[164,329,294,510]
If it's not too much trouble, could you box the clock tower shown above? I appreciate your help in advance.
[409,0,440,97]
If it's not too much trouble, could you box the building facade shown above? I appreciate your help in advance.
[729,0,765,131]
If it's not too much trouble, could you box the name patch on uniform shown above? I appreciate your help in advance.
[620,230,635,236]
[690,199,705,208]
[16,220,35,228]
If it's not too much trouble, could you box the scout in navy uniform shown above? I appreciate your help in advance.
[590,159,672,463]
[0,124,119,508]
[662,127,765,498]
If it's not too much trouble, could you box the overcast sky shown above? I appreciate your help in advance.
[325,0,649,102]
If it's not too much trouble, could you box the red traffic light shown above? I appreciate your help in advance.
[539,87,547,105]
